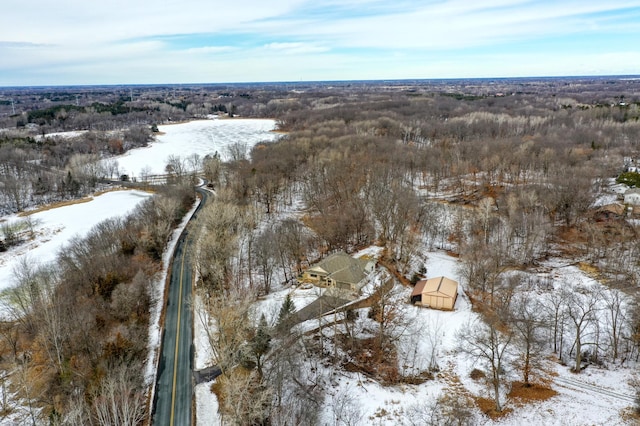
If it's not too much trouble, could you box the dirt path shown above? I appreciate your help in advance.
[554,375,636,404]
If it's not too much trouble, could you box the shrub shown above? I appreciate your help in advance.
[617,171,640,187]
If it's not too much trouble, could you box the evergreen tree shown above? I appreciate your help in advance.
[251,315,271,378]
[278,293,296,325]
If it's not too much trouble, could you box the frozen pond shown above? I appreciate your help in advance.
[0,190,152,292]
[113,118,278,177]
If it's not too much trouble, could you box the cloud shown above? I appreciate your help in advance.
[0,41,51,48]
[1,0,640,85]
[184,46,237,54]
[263,42,329,54]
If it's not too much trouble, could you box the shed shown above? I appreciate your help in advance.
[411,276,458,311]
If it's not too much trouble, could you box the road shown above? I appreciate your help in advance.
[153,186,209,426]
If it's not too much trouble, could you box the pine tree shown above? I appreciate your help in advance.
[251,315,271,378]
[278,293,296,325]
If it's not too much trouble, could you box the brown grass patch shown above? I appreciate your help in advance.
[400,370,433,385]
[339,336,403,385]
[18,188,155,217]
[620,407,640,423]
[578,262,604,281]
[18,197,94,216]
[469,368,486,381]
[557,225,581,240]
[508,381,558,403]
[474,396,512,419]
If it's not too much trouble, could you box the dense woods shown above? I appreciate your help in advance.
[2,77,640,423]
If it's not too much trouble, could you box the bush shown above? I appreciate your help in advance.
[617,171,640,187]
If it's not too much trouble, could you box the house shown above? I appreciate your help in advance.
[624,188,640,206]
[299,252,375,292]
[411,276,458,311]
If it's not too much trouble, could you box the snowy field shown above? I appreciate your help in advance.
[113,118,278,177]
[0,190,152,293]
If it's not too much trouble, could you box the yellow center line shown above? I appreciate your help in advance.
[170,243,187,426]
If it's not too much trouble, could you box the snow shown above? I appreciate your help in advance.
[193,243,638,425]
[35,130,88,140]
[253,285,327,326]
[113,118,279,177]
[290,250,638,426]
[195,380,219,426]
[0,190,152,293]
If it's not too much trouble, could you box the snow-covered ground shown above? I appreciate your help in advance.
[305,251,638,425]
[194,244,638,425]
[113,118,279,177]
[0,190,152,293]
[34,130,88,140]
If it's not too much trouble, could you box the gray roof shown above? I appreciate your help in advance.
[314,252,370,285]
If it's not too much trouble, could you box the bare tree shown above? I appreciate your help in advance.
[543,289,569,358]
[254,226,277,295]
[6,259,66,372]
[458,317,513,412]
[602,289,629,362]
[329,387,363,426]
[511,294,547,386]
[368,282,410,361]
[91,362,147,426]
[565,286,601,372]
[196,194,243,293]
[202,153,221,187]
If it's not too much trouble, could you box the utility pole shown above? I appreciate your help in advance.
[10,99,15,115]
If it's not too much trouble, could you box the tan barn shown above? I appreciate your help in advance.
[411,276,458,310]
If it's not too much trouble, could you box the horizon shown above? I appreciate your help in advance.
[2,74,640,90]
[2,1,640,87]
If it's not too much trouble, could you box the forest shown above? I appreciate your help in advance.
[1,77,640,424]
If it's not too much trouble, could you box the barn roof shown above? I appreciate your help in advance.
[411,280,427,297]
[413,276,458,298]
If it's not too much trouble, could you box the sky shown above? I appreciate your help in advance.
[1,0,640,86]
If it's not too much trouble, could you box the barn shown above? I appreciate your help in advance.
[410,276,458,311]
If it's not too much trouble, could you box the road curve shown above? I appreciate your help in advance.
[153,186,210,426]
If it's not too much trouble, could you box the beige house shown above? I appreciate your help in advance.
[299,252,375,292]
[411,276,458,311]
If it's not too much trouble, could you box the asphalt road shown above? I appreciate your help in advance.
[153,187,209,426]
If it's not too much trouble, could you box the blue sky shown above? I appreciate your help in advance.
[1,0,640,86]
